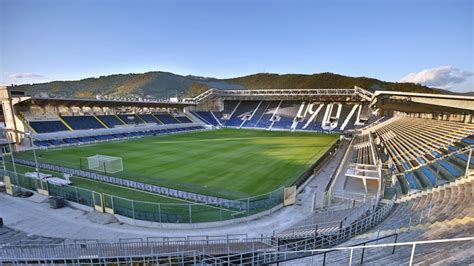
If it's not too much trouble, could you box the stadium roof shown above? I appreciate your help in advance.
[371,91,474,113]
[190,87,374,103]
[19,97,196,108]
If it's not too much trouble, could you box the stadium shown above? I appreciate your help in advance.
[0,83,472,265]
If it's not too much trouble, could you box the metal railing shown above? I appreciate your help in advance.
[257,237,474,265]
[1,169,283,223]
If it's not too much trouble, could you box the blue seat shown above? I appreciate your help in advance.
[455,153,474,165]
[420,167,436,185]
[447,145,457,152]
[404,173,417,189]
[62,116,105,130]
[49,140,62,145]
[30,120,69,133]
[175,116,192,123]
[417,157,426,164]
[431,151,442,158]
[439,160,461,177]
[138,114,160,123]
[97,115,124,127]
[404,162,411,170]
[117,114,144,125]
[462,138,474,145]
[154,114,179,124]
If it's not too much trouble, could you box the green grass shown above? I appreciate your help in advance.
[18,129,338,198]
[3,162,236,222]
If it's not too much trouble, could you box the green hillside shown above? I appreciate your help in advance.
[11,71,450,99]
[225,72,447,94]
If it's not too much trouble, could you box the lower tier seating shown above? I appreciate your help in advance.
[287,176,474,265]
[33,126,204,147]
[29,120,70,133]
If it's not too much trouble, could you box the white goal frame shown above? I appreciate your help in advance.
[87,155,123,174]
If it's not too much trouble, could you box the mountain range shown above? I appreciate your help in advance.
[11,71,460,99]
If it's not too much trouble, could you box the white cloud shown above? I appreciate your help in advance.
[8,73,46,80]
[400,66,473,89]
[5,72,48,85]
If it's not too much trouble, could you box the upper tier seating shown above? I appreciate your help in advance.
[61,116,105,130]
[29,120,70,133]
[138,114,161,124]
[96,115,124,128]
[154,113,179,124]
[117,114,145,125]
[175,116,192,124]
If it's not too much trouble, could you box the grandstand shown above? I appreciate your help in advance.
[0,85,473,264]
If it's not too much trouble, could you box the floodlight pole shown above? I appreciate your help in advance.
[5,132,17,178]
[26,132,40,179]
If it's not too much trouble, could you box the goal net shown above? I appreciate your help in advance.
[87,155,123,174]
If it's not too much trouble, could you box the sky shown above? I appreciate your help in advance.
[0,0,473,92]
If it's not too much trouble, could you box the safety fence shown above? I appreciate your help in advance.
[2,236,470,265]
[1,169,282,223]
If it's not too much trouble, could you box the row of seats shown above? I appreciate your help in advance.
[28,113,192,133]
[33,126,204,147]
[372,117,473,194]
[396,152,472,194]
[194,100,371,132]
[352,134,375,165]
[375,117,474,172]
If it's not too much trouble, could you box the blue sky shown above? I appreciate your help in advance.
[1,0,473,92]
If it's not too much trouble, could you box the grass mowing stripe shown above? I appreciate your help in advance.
[18,129,339,198]
[3,162,236,223]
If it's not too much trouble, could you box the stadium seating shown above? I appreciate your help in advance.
[352,134,375,165]
[154,113,180,124]
[29,120,70,133]
[61,116,105,130]
[271,101,301,130]
[241,101,272,128]
[289,175,474,265]
[117,114,145,125]
[96,115,124,128]
[138,114,161,124]
[192,111,220,126]
[0,226,64,246]
[255,101,280,129]
[175,116,192,123]
[32,126,205,147]
[295,103,325,131]
[375,117,474,173]
[226,101,260,127]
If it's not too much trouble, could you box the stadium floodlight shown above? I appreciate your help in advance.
[87,155,123,174]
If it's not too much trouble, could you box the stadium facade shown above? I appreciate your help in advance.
[0,85,473,265]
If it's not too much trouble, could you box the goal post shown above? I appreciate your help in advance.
[87,155,123,174]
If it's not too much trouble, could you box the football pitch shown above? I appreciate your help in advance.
[20,129,339,199]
